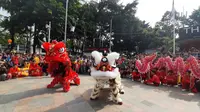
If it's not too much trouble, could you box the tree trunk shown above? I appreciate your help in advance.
[33,24,37,54]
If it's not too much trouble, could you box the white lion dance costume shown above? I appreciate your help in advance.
[90,51,124,105]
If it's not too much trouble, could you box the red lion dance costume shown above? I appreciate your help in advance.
[42,40,80,92]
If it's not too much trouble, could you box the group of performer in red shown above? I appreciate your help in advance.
[132,53,200,93]
[7,60,43,79]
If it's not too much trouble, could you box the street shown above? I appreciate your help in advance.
[0,75,200,112]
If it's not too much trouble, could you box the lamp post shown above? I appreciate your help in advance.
[64,0,69,44]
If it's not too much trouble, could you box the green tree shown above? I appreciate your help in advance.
[190,7,200,25]
[0,0,69,52]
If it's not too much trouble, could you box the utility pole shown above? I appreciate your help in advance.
[173,24,176,55]
[171,0,176,55]
[64,0,69,44]
[109,18,113,53]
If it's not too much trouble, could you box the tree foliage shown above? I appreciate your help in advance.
[190,7,200,25]
[0,0,200,53]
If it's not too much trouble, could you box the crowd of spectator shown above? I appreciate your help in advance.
[0,53,48,81]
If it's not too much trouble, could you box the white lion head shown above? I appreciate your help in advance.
[91,51,119,66]
[90,51,120,79]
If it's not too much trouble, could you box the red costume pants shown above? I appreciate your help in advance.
[144,75,160,86]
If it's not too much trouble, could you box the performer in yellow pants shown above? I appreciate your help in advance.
[18,62,30,77]
[177,72,181,85]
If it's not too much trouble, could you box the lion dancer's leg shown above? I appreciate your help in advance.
[47,76,62,88]
[62,77,71,92]
[90,79,101,100]
[109,79,123,105]
[62,68,80,92]
[71,69,80,85]
[116,73,125,94]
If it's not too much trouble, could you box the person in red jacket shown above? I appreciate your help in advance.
[157,67,167,84]
[132,69,140,81]
[165,70,177,86]
[141,73,147,81]
[7,64,20,79]
[181,70,191,91]
[11,54,19,65]
[189,76,198,93]
[29,60,43,76]
[144,69,161,86]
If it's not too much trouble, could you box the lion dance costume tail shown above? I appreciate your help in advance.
[42,40,80,92]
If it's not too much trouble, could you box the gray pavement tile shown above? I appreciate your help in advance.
[148,104,168,112]
[119,108,133,112]
[3,101,18,112]
[1,75,200,112]
[141,100,154,107]
[46,106,70,112]
[87,100,108,111]
[0,88,55,105]
[0,104,5,112]
[62,92,76,102]
[67,101,95,112]
[28,98,42,107]
[128,100,151,112]
[38,96,54,106]
[65,96,85,106]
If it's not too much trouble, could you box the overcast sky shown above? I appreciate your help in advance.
[1,0,200,27]
[121,0,200,26]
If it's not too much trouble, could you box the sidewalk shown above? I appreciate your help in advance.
[0,75,200,112]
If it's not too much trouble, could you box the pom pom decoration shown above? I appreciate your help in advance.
[186,56,200,79]
[165,56,174,71]
[107,52,120,66]
[153,57,165,69]
[135,53,157,74]
[144,53,157,62]
[174,57,185,75]
[135,60,150,74]
[91,51,102,65]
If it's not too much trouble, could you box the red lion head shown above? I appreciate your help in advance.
[42,40,70,63]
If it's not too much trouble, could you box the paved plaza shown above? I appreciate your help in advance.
[0,75,200,112]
